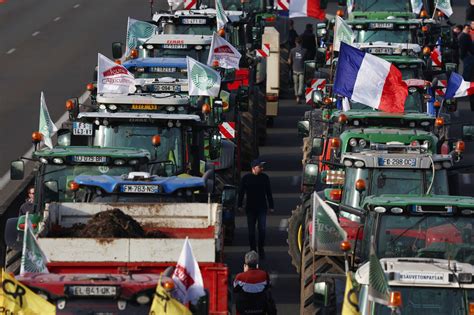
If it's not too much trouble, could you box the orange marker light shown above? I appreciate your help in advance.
[388,291,402,308]
[338,114,348,124]
[340,240,351,252]
[323,97,332,106]
[330,138,341,149]
[130,49,139,59]
[114,59,122,65]
[68,181,80,191]
[152,135,161,146]
[455,140,465,153]
[420,9,428,18]
[433,100,441,108]
[202,103,211,114]
[212,60,220,68]
[355,179,366,192]
[435,117,444,127]
[336,9,344,17]
[163,279,175,290]
[422,46,431,55]
[218,28,226,37]
[329,189,342,202]
[32,131,43,143]
[66,99,75,111]
[86,83,94,91]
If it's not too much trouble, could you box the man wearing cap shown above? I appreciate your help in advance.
[233,251,277,315]
[238,159,274,259]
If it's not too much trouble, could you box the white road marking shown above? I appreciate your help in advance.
[53,16,61,22]
[73,4,80,8]
[6,48,15,54]
[32,31,40,37]
[0,90,90,191]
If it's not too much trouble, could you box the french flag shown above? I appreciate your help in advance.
[289,0,325,20]
[431,37,442,67]
[333,42,407,113]
[445,72,474,99]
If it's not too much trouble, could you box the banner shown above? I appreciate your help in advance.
[39,92,58,149]
[172,238,206,304]
[0,269,56,314]
[368,242,391,306]
[334,16,354,52]
[124,17,157,60]
[187,57,221,97]
[313,193,347,253]
[435,0,453,17]
[149,282,191,315]
[20,213,49,274]
[97,53,136,95]
[207,32,241,69]
[410,0,423,14]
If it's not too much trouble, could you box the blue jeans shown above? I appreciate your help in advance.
[246,210,267,252]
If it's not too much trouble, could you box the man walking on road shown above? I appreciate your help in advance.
[233,251,277,315]
[238,159,274,259]
[289,36,307,103]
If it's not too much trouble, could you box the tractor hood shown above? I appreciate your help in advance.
[74,173,205,194]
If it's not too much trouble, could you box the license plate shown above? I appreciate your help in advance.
[121,184,161,193]
[150,84,181,92]
[72,122,93,136]
[131,104,158,110]
[181,18,207,25]
[162,44,187,49]
[378,158,416,167]
[368,48,392,54]
[369,22,394,29]
[149,67,177,73]
[73,156,107,163]
[68,286,117,297]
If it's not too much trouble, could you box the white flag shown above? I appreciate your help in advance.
[20,213,49,275]
[124,17,157,60]
[410,0,423,14]
[187,56,221,97]
[215,0,229,31]
[342,97,351,111]
[435,0,452,17]
[334,16,354,52]
[172,238,206,304]
[97,53,136,95]
[347,0,353,14]
[39,92,58,149]
[207,32,241,69]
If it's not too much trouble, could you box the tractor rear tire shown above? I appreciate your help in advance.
[5,246,21,275]
[287,196,311,273]
[257,86,267,146]
[241,96,259,170]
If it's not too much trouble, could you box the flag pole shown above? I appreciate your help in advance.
[20,212,29,275]
[432,0,438,20]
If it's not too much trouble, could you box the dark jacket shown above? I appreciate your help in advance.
[459,32,474,60]
[288,29,298,49]
[301,30,316,60]
[238,173,274,211]
[19,200,34,216]
[233,268,277,315]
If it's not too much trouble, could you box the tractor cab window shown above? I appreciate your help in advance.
[355,29,412,44]
[93,125,184,175]
[151,46,210,64]
[404,89,424,112]
[356,0,411,12]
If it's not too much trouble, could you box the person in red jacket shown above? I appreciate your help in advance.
[233,251,277,315]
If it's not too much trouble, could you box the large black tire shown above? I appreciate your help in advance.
[287,196,311,273]
[257,86,267,146]
[241,94,259,170]
[215,171,237,245]
[5,246,21,275]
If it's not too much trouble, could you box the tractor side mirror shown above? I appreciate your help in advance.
[112,42,124,60]
[302,162,319,187]
[312,90,323,106]
[222,185,237,207]
[297,120,310,138]
[57,129,72,146]
[44,180,59,203]
[208,132,222,160]
[314,282,330,306]
[463,125,474,141]
[445,99,457,112]
[304,60,316,85]
[311,137,324,157]
[10,160,25,180]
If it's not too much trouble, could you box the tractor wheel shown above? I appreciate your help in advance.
[287,196,311,273]
[5,246,21,275]
[304,109,324,139]
[241,96,259,170]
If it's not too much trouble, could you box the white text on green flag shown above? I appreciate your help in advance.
[368,242,390,306]
[207,32,241,69]
[435,0,452,17]
[334,16,354,52]
[312,192,347,253]
[410,0,423,14]
[39,92,58,149]
[20,213,49,274]
[124,17,157,60]
[187,56,221,97]
[215,0,229,31]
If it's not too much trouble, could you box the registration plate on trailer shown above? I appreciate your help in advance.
[131,104,158,110]
[121,184,161,193]
[369,22,394,29]
[150,84,181,92]
[149,67,177,73]
[72,156,107,163]
[68,285,117,297]
[378,158,416,167]
[72,122,93,136]
[181,18,207,25]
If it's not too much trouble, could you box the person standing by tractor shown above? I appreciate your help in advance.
[238,159,274,259]
[233,250,277,315]
[289,36,307,104]
[301,23,316,60]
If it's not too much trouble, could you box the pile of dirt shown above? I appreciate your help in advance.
[51,208,168,238]
[81,208,145,238]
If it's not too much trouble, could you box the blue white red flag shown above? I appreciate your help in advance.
[333,42,407,113]
[445,72,474,99]
[431,37,442,67]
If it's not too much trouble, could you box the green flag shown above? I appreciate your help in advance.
[215,0,229,31]
[314,193,347,253]
[39,92,58,149]
[187,56,221,97]
[20,213,49,274]
[334,16,354,52]
[368,242,390,306]
[124,17,157,59]
[435,0,452,17]
[410,0,423,14]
